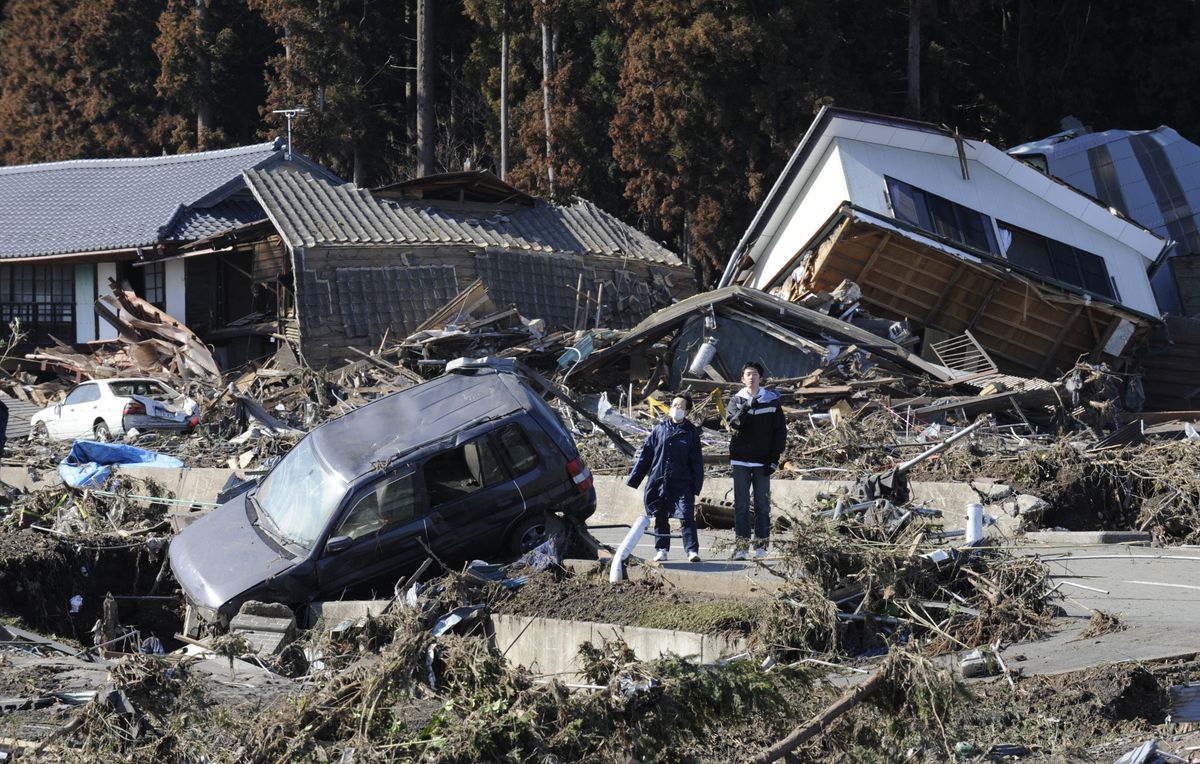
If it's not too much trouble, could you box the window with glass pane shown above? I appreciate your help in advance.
[885,177,997,255]
[0,264,74,343]
[143,261,166,307]
[337,472,418,540]
[997,221,1115,299]
[496,425,539,475]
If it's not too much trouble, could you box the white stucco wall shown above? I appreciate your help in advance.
[165,259,186,321]
[750,145,848,287]
[95,262,119,340]
[836,138,1159,315]
[73,264,96,343]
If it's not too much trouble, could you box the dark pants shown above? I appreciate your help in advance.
[732,465,771,547]
[651,492,699,555]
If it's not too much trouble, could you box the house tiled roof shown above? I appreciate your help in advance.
[243,167,682,266]
[163,197,268,241]
[0,141,288,259]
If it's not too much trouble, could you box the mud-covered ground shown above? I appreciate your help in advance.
[3,407,1199,761]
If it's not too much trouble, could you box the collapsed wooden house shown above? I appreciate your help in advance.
[186,168,694,368]
[719,108,1168,387]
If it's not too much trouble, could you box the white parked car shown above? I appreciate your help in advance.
[30,378,200,442]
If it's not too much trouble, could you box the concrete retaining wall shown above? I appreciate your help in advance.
[593,474,989,526]
[491,613,746,682]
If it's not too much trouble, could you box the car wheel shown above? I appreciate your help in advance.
[93,420,112,442]
[32,422,49,441]
[507,513,566,557]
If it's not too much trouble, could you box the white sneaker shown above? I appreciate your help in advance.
[654,549,669,562]
[731,549,748,561]
[688,552,702,563]
[754,547,769,559]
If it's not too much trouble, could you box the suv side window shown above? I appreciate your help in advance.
[64,384,99,405]
[495,424,539,476]
[424,437,506,506]
[335,471,418,541]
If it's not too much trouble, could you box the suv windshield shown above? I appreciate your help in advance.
[253,437,347,550]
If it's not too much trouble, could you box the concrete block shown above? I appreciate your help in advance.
[304,599,391,629]
[971,479,1013,502]
[1002,494,1049,517]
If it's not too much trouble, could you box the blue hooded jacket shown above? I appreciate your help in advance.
[625,418,704,518]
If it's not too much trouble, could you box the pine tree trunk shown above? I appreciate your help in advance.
[405,1,416,154]
[906,0,921,119]
[195,0,214,148]
[416,0,435,177]
[541,4,556,196]
[499,0,509,181]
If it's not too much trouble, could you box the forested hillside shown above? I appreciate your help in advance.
[2,0,1199,284]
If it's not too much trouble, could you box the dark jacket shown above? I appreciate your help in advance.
[626,418,704,518]
[726,387,786,466]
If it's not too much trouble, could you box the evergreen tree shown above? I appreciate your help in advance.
[610,0,839,283]
[0,0,162,163]
[250,0,411,184]
[155,0,275,151]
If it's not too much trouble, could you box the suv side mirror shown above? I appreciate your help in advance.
[324,535,353,555]
[54,404,62,415]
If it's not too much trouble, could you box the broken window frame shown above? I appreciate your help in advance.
[996,220,1118,300]
[885,176,999,256]
[423,435,509,508]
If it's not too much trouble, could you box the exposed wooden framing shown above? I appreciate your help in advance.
[1083,307,1103,353]
[1040,305,1083,376]
[856,232,892,279]
[801,217,1152,380]
[923,263,965,323]
[965,279,1002,332]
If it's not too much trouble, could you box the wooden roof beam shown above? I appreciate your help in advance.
[1040,305,1084,376]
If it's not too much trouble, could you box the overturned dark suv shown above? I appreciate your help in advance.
[170,358,595,635]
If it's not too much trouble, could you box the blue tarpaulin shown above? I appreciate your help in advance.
[59,440,184,489]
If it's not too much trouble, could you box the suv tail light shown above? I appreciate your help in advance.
[123,401,146,416]
[566,457,593,493]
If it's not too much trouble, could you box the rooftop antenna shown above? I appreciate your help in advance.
[272,108,307,160]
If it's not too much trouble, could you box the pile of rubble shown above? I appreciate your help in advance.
[1,277,1199,762]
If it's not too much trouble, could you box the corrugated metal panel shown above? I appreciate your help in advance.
[0,394,37,440]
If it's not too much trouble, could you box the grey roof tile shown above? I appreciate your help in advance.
[164,198,267,241]
[0,141,291,258]
[244,168,681,265]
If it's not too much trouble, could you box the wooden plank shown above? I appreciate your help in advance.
[965,279,1002,333]
[924,263,966,323]
[1036,307,1084,379]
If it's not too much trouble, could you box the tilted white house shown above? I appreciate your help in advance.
[720,107,1169,378]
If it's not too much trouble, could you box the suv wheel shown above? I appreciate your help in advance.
[32,422,49,441]
[508,513,566,557]
[93,420,112,442]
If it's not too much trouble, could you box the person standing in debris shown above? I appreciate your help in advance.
[726,361,786,559]
[625,394,704,563]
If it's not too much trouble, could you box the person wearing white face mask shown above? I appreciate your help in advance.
[625,394,704,563]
